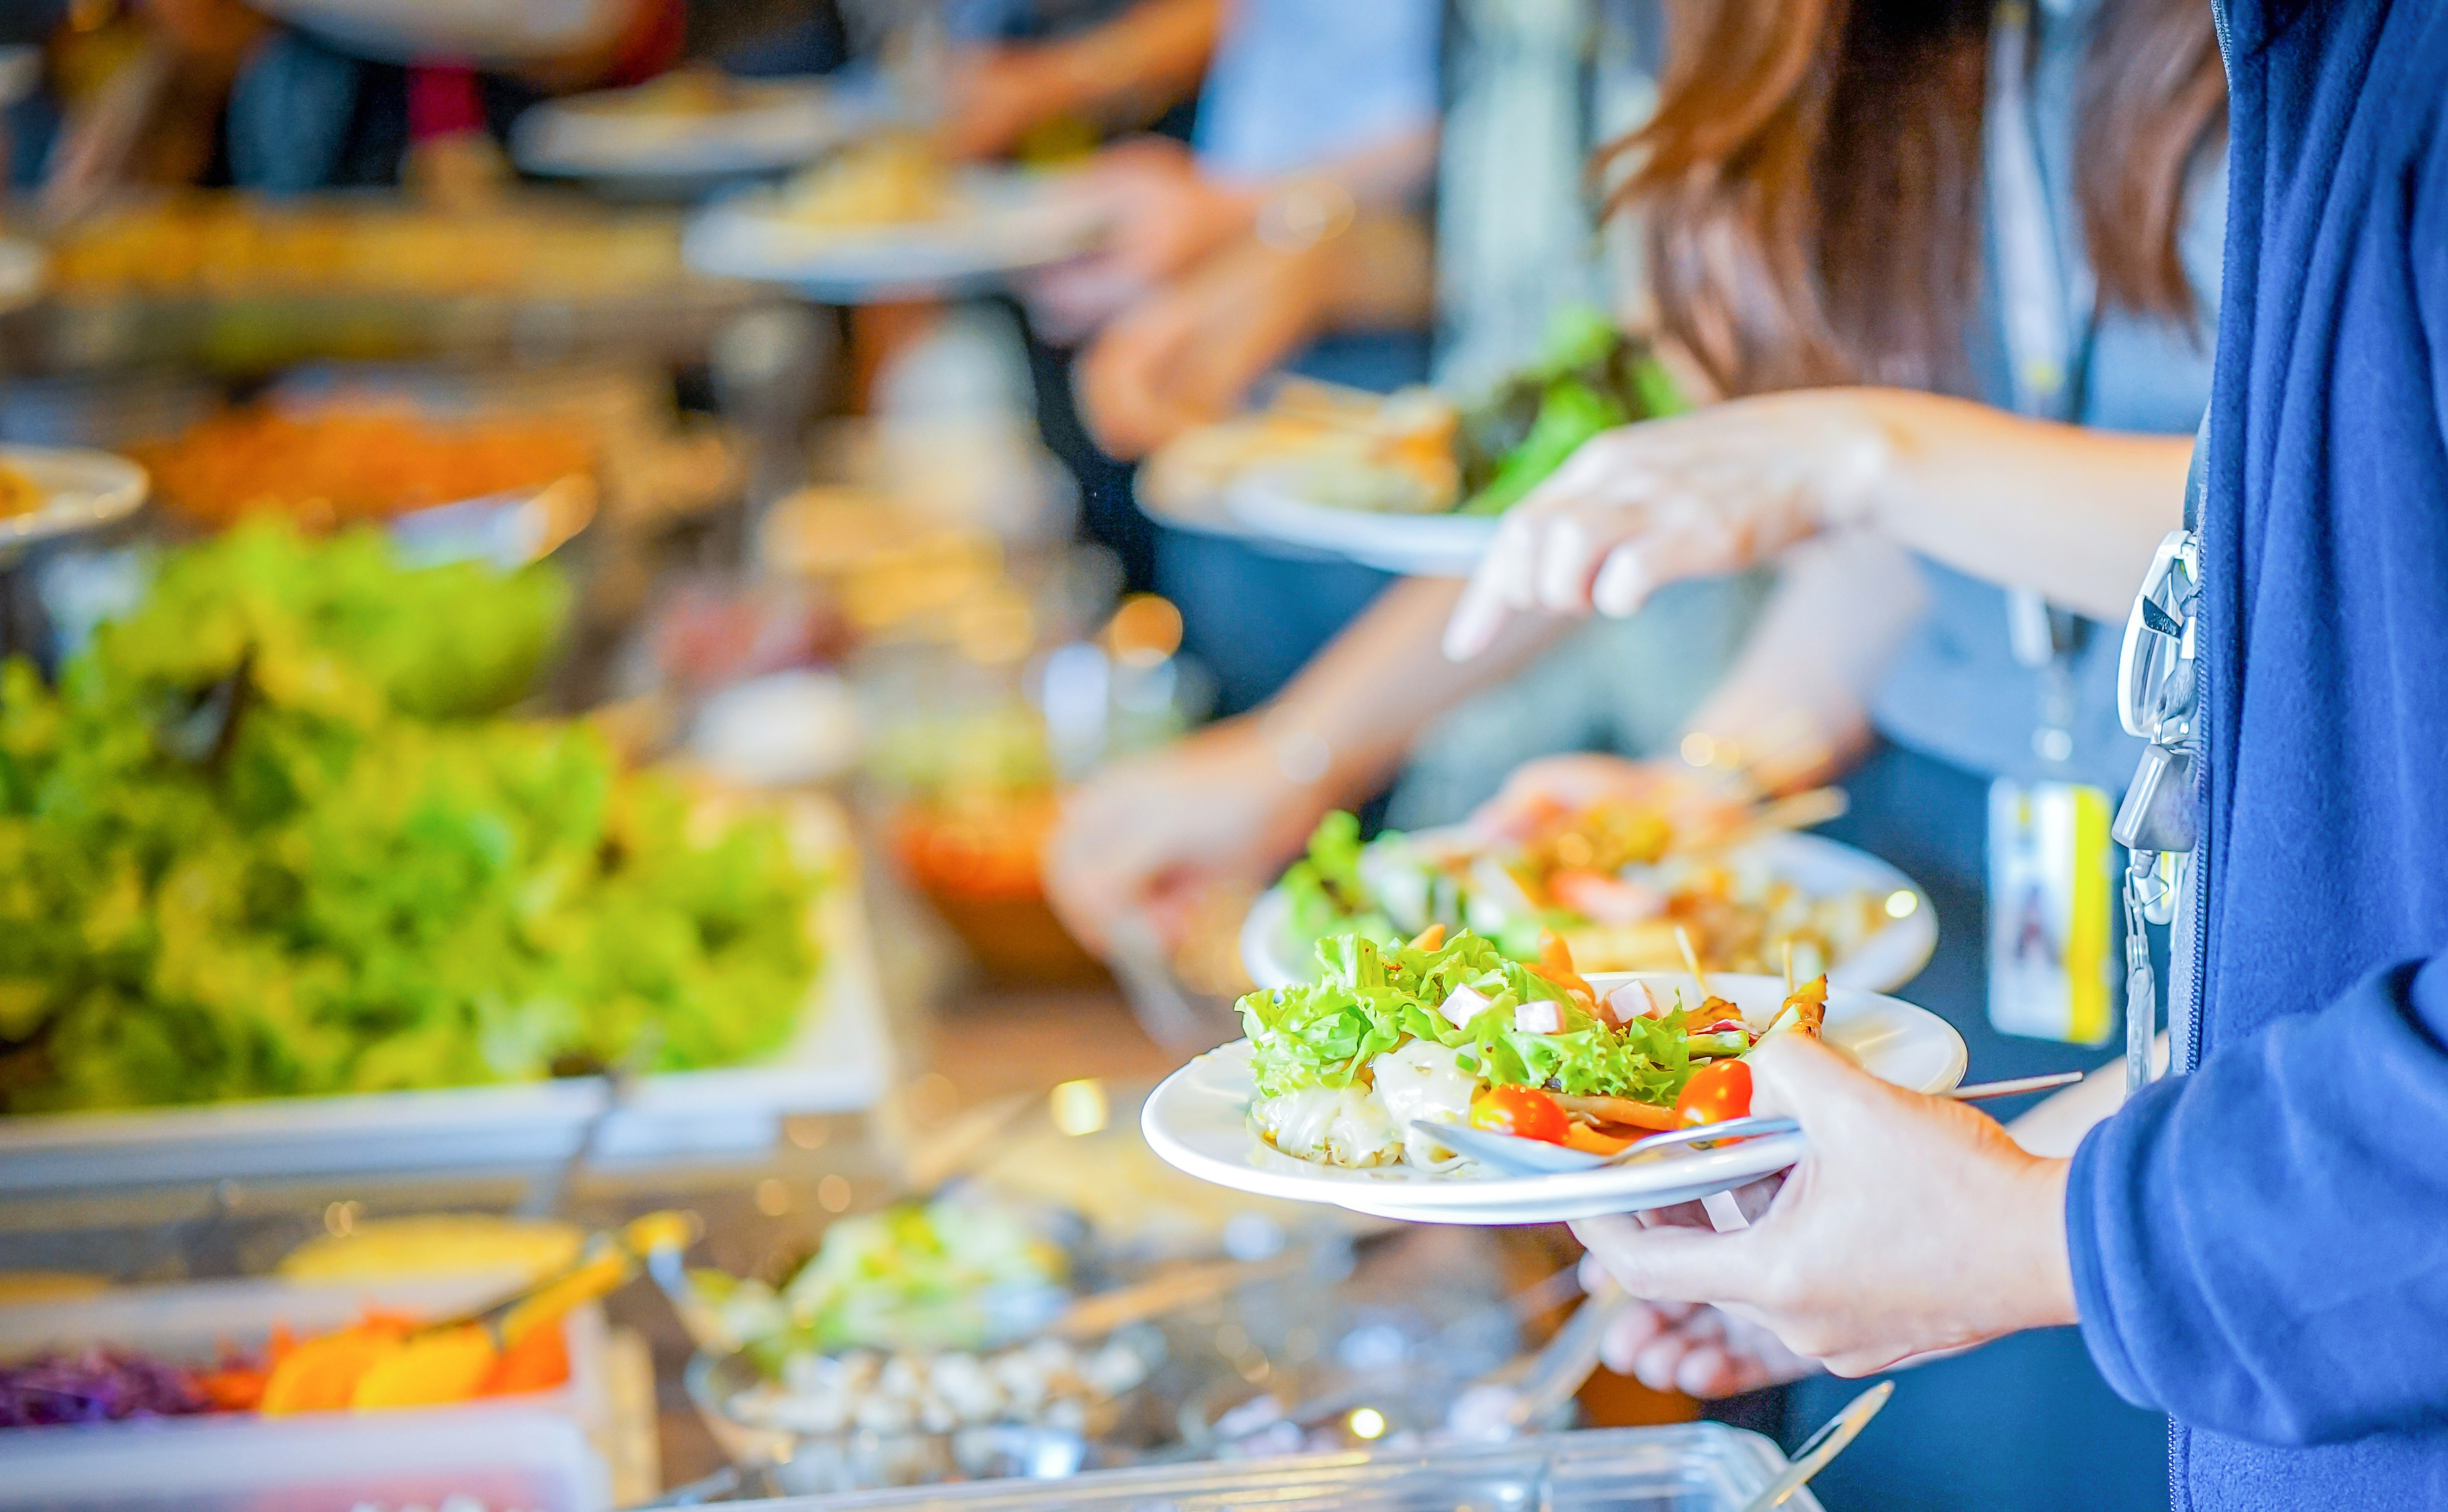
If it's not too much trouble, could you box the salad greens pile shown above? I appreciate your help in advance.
[1237,931,1704,1109]
[1456,304,1688,517]
[0,519,821,1113]
[1280,811,1563,965]
[1277,810,1396,948]
[700,1200,1068,1364]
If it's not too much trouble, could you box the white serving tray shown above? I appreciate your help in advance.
[0,806,894,1194]
[0,1276,614,1512]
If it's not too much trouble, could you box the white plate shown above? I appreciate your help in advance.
[684,171,1105,301]
[1142,972,1965,1226]
[513,78,872,182]
[252,0,630,65]
[0,237,43,313]
[0,444,149,553]
[1240,830,1938,995]
[1226,475,1498,577]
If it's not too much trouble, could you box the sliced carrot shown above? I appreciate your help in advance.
[193,1365,269,1412]
[1550,1093,1680,1131]
[482,1320,570,1397]
[258,1319,411,1415]
[1527,929,1596,1005]
[1407,923,1446,952]
[1561,1123,1637,1156]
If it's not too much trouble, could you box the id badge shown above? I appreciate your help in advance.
[1987,780,2117,1045]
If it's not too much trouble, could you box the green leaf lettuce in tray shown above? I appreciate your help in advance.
[0,518,822,1114]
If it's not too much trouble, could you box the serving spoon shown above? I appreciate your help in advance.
[1418,1069,2085,1176]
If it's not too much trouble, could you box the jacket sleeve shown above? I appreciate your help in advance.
[2066,955,2448,1446]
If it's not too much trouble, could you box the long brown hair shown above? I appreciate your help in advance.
[1598,0,2226,399]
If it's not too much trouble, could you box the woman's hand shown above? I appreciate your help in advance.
[1043,718,1330,954]
[940,46,1080,161]
[1024,139,1261,340]
[1072,232,1339,459]
[1572,1033,2078,1377]
[1024,145,1258,341]
[1469,752,1754,850]
[1444,390,1895,660]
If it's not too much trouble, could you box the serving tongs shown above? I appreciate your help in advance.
[431,1209,699,1348]
[1419,1070,2085,1177]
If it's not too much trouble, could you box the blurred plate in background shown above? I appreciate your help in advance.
[686,172,1106,303]
[0,444,148,555]
[0,238,42,314]
[252,0,632,65]
[1227,476,1496,577]
[513,74,880,187]
[1239,830,1939,996]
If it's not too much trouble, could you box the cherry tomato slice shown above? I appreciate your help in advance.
[1673,1059,1754,1128]
[1470,1084,1572,1145]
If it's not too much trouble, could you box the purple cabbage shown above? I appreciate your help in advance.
[0,1349,209,1428]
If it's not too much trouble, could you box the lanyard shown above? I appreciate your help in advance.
[1986,0,2100,766]
[1986,0,2095,423]
[2110,421,2208,1090]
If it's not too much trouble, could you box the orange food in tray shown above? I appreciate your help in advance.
[142,407,593,528]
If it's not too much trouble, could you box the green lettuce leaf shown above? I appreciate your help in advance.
[1278,811,1397,947]
[1235,930,1701,1106]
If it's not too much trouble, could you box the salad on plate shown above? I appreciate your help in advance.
[1140,306,1685,548]
[1273,784,1903,987]
[1240,927,1826,1173]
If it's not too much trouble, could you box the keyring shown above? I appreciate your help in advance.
[2117,529,2199,746]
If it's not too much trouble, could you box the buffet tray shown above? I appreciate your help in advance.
[0,804,895,1195]
[740,1423,1820,1512]
[11,286,766,377]
[0,1275,616,1512]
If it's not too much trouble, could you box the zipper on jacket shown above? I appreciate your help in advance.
[2168,13,2225,1503]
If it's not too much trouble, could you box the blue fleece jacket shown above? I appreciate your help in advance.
[2063,0,2448,1507]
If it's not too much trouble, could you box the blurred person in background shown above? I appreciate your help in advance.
[937,0,1219,161]
[1037,0,1783,741]
[1430,0,2227,1507]
[1046,0,1785,944]
[1001,0,1444,715]
[36,0,689,208]
[1059,0,2226,1505]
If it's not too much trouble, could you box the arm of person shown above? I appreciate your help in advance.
[1591,1028,2162,1399]
[1028,118,1438,344]
[42,0,269,216]
[2069,957,2448,1444]
[1443,387,2192,659]
[1576,966,2448,1445]
[1044,573,1570,952]
[2067,130,2448,1447]
[1668,529,1928,793]
[944,0,1222,161]
[1073,207,1433,458]
[1469,529,1927,848]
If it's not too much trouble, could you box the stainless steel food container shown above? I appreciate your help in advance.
[720,1423,1820,1512]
